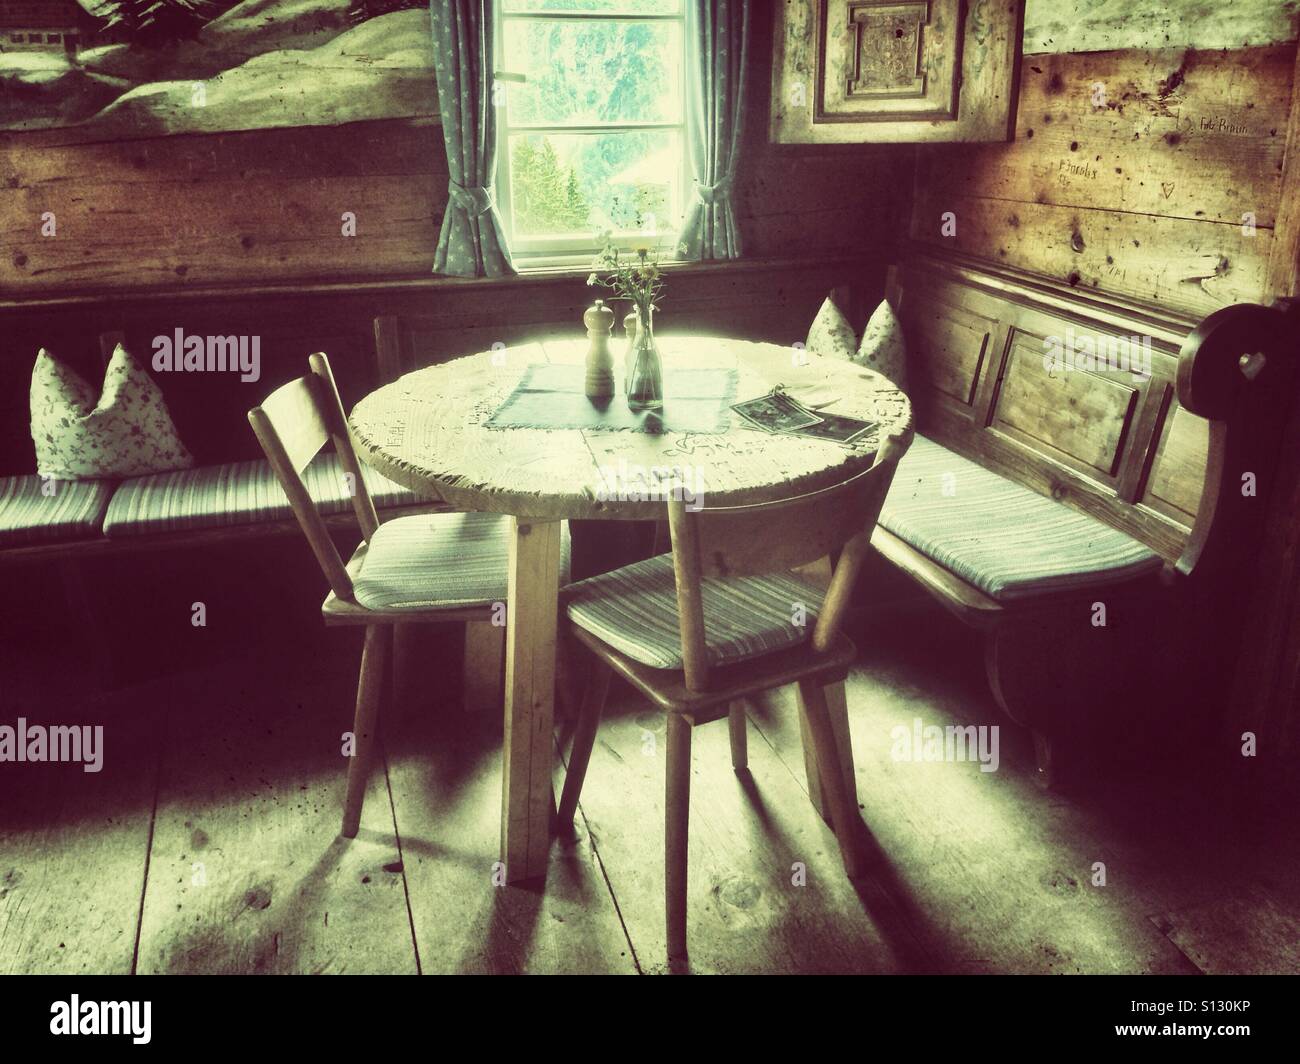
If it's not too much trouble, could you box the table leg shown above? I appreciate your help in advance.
[501,517,562,883]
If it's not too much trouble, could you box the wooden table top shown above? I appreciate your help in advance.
[349,335,912,520]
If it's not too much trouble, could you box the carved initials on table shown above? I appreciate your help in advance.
[846,1,929,98]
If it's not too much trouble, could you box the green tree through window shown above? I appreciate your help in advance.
[499,1,685,253]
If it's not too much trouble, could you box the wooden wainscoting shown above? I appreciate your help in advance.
[0,254,885,472]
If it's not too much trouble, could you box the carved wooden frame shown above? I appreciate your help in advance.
[772,0,1023,143]
[820,0,960,124]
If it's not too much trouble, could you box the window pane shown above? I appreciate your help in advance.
[503,19,681,126]
[508,131,681,239]
[504,1,680,13]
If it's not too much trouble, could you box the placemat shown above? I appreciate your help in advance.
[485,364,738,434]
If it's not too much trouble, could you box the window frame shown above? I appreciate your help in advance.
[492,4,691,268]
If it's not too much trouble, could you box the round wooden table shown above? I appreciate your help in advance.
[350,335,912,882]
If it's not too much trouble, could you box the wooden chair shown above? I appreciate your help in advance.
[556,438,908,959]
[248,353,561,837]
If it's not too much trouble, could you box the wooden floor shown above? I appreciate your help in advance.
[2,595,1298,975]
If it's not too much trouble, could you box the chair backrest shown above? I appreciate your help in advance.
[247,353,380,601]
[666,434,909,691]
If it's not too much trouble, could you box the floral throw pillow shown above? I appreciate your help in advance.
[804,296,858,362]
[803,291,909,393]
[31,344,195,479]
[856,299,909,392]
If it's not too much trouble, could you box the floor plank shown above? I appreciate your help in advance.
[3,590,1296,976]
[0,684,161,975]
[1154,886,1300,975]
[385,702,637,975]
[569,688,919,975]
[745,606,1202,974]
[134,645,418,975]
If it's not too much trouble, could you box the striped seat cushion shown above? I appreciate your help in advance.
[879,435,1164,602]
[353,512,571,610]
[103,453,423,537]
[0,475,113,549]
[565,553,826,670]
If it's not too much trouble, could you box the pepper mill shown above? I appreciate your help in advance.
[584,299,616,399]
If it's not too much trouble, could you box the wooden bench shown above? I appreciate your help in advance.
[0,329,444,683]
[874,249,1299,784]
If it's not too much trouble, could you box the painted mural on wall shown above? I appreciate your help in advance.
[0,0,438,136]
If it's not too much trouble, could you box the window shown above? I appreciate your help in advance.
[495,0,688,264]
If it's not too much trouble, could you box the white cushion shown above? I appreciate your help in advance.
[804,293,909,392]
[804,296,858,362]
[353,512,571,611]
[31,344,194,479]
[880,436,1163,601]
[566,553,826,670]
[857,299,908,392]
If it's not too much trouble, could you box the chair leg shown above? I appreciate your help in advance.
[665,714,692,961]
[727,700,748,773]
[555,628,581,722]
[390,622,424,724]
[462,619,505,714]
[342,624,390,839]
[555,658,612,829]
[797,679,867,878]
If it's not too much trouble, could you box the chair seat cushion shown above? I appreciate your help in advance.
[565,553,826,670]
[352,512,571,611]
[879,435,1164,602]
[0,475,113,549]
[103,453,423,537]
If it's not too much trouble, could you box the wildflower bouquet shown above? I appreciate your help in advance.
[587,244,665,322]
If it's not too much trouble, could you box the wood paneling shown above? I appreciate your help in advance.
[890,255,1199,561]
[0,119,444,293]
[910,300,996,413]
[1023,0,1299,55]
[1143,400,1209,523]
[910,44,1297,315]
[0,255,879,473]
[0,1,913,298]
[991,329,1140,482]
[919,46,1292,226]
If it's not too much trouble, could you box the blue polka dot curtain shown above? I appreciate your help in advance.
[430,1,517,278]
[680,0,751,261]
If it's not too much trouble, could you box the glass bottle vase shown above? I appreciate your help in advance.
[625,307,663,411]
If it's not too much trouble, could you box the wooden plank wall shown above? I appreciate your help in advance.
[1023,0,1300,55]
[910,43,1297,316]
[0,3,912,297]
[0,255,879,472]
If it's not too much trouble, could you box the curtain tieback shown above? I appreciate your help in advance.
[448,180,496,216]
[694,173,735,206]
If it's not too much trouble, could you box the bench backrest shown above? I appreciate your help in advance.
[890,253,1210,564]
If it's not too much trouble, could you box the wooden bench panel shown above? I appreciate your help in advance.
[908,297,999,418]
[989,326,1142,484]
[1142,396,1211,526]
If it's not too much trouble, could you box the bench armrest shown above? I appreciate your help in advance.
[1175,299,1299,580]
